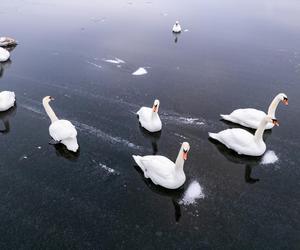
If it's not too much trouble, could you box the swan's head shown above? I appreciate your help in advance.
[175,21,179,25]
[43,96,55,104]
[152,99,160,113]
[182,142,190,160]
[278,93,288,105]
[266,116,279,126]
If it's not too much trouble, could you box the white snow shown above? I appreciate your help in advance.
[132,67,148,76]
[86,61,102,69]
[104,58,125,64]
[179,117,204,125]
[184,29,189,32]
[261,150,279,165]
[179,181,205,205]
[99,163,118,175]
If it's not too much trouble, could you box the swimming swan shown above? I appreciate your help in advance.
[220,93,288,129]
[133,142,190,189]
[0,47,10,62]
[43,96,79,152]
[137,99,162,132]
[172,21,181,33]
[209,116,279,156]
[0,91,15,111]
[0,37,17,47]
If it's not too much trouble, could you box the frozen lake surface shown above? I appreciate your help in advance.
[0,0,299,249]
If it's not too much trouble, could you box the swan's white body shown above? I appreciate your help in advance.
[0,47,10,62]
[0,91,15,111]
[220,93,288,129]
[43,96,79,152]
[137,100,162,132]
[209,116,276,156]
[133,142,190,189]
[0,37,17,47]
[172,21,181,33]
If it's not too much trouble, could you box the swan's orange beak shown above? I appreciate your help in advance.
[283,98,288,105]
[183,151,188,160]
[272,119,279,126]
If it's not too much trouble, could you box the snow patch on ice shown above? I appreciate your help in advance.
[132,67,147,76]
[162,113,205,126]
[99,163,119,175]
[184,29,189,32]
[179,181,205,205]
[179,117,204,125]
[86,61,102,69]
[261,150,279,165]
[73,121,141,150]
[104,58,125,64]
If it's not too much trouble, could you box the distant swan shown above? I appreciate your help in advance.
[0,37,17,47]
[0,47,10,62]
[172,21,181,33]
[137,99,162,132]
[209,116,279,156]
[133,142,190,189]
[221,93,288,129]
[43,96,79,152]
[0,91,15,111]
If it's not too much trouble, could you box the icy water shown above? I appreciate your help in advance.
[1,0,300,249]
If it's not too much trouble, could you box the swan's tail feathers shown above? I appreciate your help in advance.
[208,132,219,140]
[132,155,145,171]
[220,114,231,121]
[61,137,79,152]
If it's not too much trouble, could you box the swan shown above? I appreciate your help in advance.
[0,37,17,47]
[137,99,162,132]
[0,47,10,62]
[133,142,190,189]
[0,91,15,111]
[220,93,288,129]
[172,21,181,33]
[209,116,279,156]
[42,96,79,152]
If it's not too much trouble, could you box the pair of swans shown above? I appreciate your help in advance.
[209,93,288,156]
[135,100,189,189]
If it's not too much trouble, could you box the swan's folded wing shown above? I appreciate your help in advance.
[140,156,174,179]
[50,120,77,141]
[220,129,254,148]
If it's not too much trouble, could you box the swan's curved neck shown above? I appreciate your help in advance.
[267,95,281,118]
[43,101,58,123]
[254,118,268,142]
[175,146,185,171]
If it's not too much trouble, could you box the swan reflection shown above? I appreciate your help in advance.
[0,105,16,134]
[209,137,261,183]
[138,126,161,155]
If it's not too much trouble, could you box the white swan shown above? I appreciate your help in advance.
[0,91,15,111]
[42,96,79,152]
[221,93,288,129]
[137,99,162,132]
[172,21,181,33]
[0,37,17,47]
[0,47,10,62]
[133,142,190,189]
[209,116,279,156]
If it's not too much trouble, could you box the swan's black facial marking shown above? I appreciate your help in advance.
[183,149,188,153]
[283,97,288,105]
[272,119,279,126]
